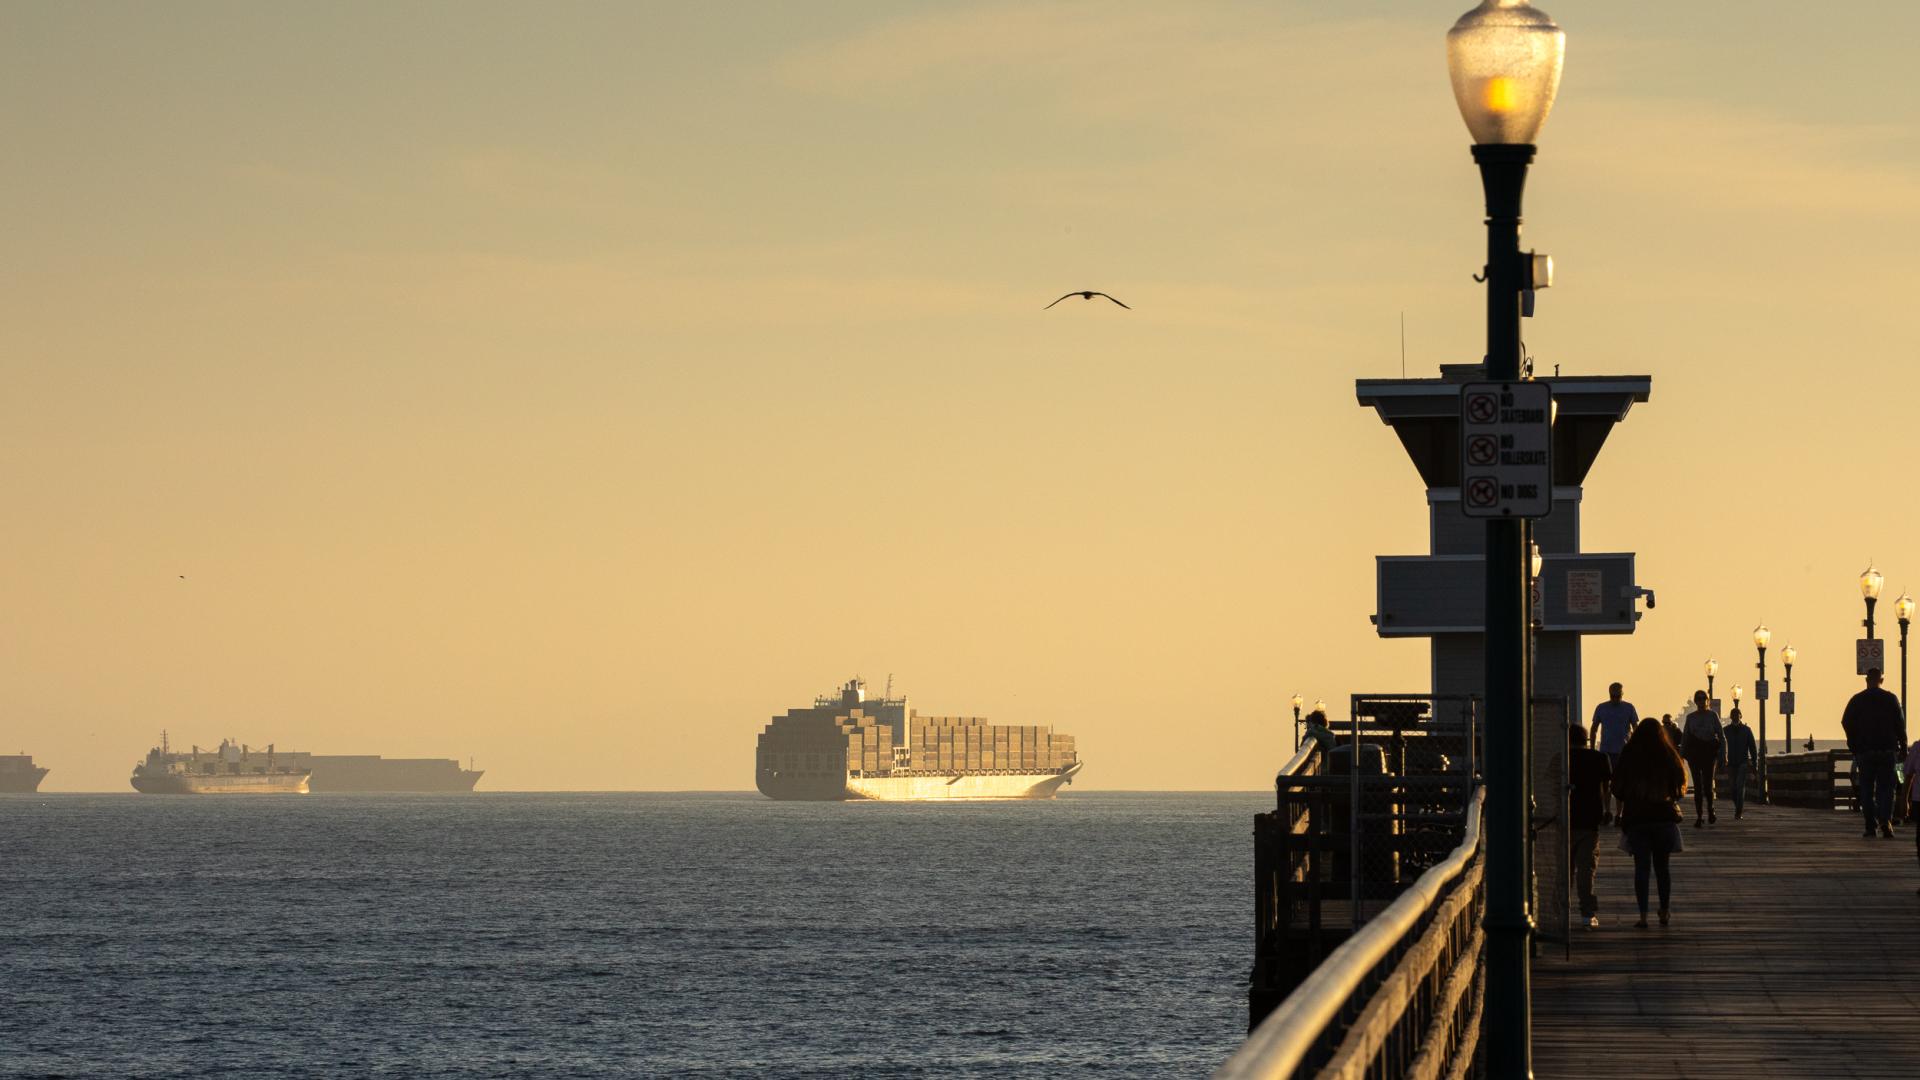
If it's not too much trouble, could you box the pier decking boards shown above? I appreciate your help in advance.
[1532,802,1920,1078]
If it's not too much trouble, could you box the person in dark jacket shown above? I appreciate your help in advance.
[1567,722,1613,928]
[1724,707,1757,820]
[1612,717,1686,928]
[1842,668,1906,838]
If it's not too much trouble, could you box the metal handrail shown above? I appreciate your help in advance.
[1277,739,1319,780]
[1217,786,1487,1080]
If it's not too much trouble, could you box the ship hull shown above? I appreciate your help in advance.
[302,757,483,792]
[0,768,49,793]
[131,773,310,794]
[759,762,1082,802]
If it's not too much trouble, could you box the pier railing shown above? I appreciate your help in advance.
[1220,786,1487,1080]
[1247,695,1478,1032]
[1767,749,1857,811]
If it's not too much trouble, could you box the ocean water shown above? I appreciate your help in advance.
[1,792,1263,1078]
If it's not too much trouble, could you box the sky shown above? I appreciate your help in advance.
[6,1,1920,791]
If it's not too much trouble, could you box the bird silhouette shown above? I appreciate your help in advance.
[1045,290,1130,310]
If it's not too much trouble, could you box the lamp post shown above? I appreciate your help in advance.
[1291,693,1305,749]
[1781,645,1796,753]
[1896,595,1914,732]
[1447,3,1564,1074]
[1705,657,1718,703]
[1753,624,1770,803]
[1862,565,1885,640]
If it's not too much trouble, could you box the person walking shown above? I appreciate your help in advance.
[1590,683,1638,816]
[1841,667,1905,839]
[1724,706,1757,820]
[1568,721,1613,929]
[1661,713,1683,750]
[1905,739,1920,891]
[1681,691,1725,827]
[1612,717,1686,928]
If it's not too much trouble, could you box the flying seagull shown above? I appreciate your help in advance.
[1044,290,1130,310]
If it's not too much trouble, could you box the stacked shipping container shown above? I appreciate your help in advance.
[757,709,1078,778]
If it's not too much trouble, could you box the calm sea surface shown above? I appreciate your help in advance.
[2,792,1264,1078]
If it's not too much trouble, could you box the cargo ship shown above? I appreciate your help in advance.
[756,678,1082,801]
[130,735,311,794]
[0,754,50,793]
[278,754,484,792]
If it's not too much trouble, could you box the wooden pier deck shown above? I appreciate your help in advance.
[1533,801,1920,1078]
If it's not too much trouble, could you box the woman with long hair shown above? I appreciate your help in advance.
[1612,716,1687,927]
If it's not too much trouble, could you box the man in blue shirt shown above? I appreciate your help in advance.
[1591,682,1638,816]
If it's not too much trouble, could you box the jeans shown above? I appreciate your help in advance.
[1856,750,1898,829]
[1571,828,1599,918]
[1688,755,1717,819]
[1730,763,1749,816]
[1633,850,1672,915]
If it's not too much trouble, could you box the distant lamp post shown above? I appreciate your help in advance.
[1291,693,1305,749]
[1861,565,1885,639]
[1313,698,1327,726]
[1446,2,1565,1073]
[1731,684,1743,710]
[1897,594,1915,726]
[1705,657,1719,701]
[1781,645,1797,752]
[1753,624,1771,803]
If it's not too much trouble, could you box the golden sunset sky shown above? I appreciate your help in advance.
[6,2,1919,790]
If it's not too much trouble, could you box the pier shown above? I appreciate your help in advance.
[1534,801,1920,1078]
[1223,740,1920,1079]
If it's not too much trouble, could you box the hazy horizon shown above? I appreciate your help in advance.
[8,2,1920,792]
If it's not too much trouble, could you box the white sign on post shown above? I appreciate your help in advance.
[1460,381,1552,519]
[1858,638,1886,676]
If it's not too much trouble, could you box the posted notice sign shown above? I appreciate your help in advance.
[1858,637,1886,676]
[1460,381,1552,519]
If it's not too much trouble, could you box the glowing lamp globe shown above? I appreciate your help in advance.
[1753,625,1772,650]
[1862,566,1886,601]
[1291,693,1304,712]
[1446,0,1566,145]
[1732,684,1743,702]
[1781,645,1797,668]
[1897,594,1917,623]
[1704,658,1719,679]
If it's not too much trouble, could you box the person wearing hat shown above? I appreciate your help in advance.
[1842,667,1906,839]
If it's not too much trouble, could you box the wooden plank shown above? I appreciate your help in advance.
[1534,802,1920,1078]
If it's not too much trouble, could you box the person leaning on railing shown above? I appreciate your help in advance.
[1611,717,1687,929]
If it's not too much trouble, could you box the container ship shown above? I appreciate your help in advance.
[756,678,1082,801]
[130,735,311,794]
[0,754,50,793]
[278,754,484,792]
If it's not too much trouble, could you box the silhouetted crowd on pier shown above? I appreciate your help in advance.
[1568,668,1920,926]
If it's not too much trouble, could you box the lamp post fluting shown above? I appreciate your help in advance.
[1753,625,1770,803]
[1447,3,1564,1075]
[1862,565,1885,640]
[1781,646,1796,753]
[1896,595,1914,733]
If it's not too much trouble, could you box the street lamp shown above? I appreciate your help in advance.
[1897,594,1915,728]
[1753,625,1771,802]
[1291,693,1305,749]
[1447,2,1564,1074]
[1861,564,1885,639]
[1704,657,1718,701]
[1781,645,1797,752]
